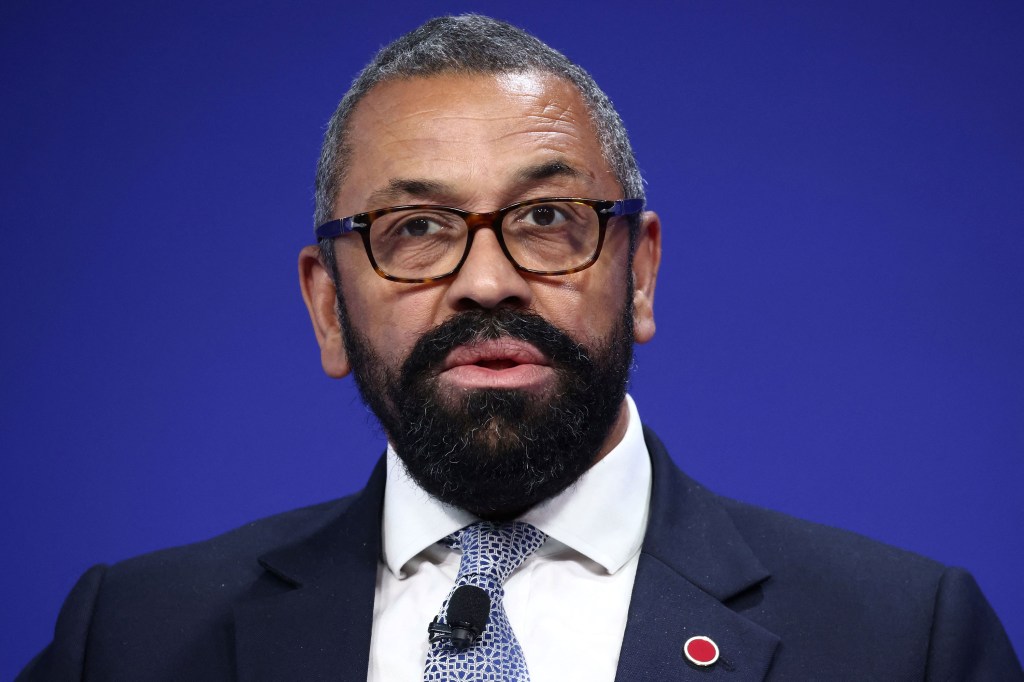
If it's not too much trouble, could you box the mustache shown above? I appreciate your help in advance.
[399,309,593,385]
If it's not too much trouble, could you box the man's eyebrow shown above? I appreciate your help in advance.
[365,178,456,208]
[513,159,587,185]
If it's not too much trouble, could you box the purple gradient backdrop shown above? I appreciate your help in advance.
[2,1,1021,676]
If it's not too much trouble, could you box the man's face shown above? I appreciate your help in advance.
[300,72,660,517]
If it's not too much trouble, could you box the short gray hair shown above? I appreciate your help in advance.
[313,14,644,229]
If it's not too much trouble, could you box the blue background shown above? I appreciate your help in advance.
[2,0,1021,675]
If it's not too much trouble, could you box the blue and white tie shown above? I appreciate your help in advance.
[423,521,547,681]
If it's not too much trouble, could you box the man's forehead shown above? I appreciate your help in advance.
[336,71,614,212]
[347,71,591,139]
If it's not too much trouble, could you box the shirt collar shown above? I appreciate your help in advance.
[381,394,651,578]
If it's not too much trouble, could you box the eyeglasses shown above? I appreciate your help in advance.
[315,197,643,283]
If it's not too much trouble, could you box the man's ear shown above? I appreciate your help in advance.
[298,245,351,378]
[631,211,661,344]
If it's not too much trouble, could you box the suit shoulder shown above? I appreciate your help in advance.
[715,492,945,581]
[643,425,950,597]
[706,490,958,633]
[706,492,1022,678]
[20,491,372,680]
[103,493,358,593]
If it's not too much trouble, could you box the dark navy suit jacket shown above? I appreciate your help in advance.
[19,428,1023,680]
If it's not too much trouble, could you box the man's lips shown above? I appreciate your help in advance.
[442,338,550,370]
[439,339,554,390]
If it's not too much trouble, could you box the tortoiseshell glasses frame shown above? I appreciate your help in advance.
[314,197,644,284]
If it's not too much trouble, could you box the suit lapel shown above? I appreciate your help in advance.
[233,457,386,682]
[615,429,780,681]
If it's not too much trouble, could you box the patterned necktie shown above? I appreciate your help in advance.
[423,521,547,681]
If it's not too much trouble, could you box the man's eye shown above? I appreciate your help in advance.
[523,205,568,227]
[398,216,445,237]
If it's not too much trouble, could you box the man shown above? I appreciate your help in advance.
[19,14,1021,681]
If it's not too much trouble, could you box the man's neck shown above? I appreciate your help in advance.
[590,398,631,467]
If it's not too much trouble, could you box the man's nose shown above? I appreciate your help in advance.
[443,228,533,311]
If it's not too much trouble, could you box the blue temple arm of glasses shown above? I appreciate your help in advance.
[314,217,361,240]
[610,198,645,216]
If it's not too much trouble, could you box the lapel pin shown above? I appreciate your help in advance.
[683,635,720,667]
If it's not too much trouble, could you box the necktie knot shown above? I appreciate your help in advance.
[449,521,547,586]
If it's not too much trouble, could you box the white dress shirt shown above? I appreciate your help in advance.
[366,395,652,682]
